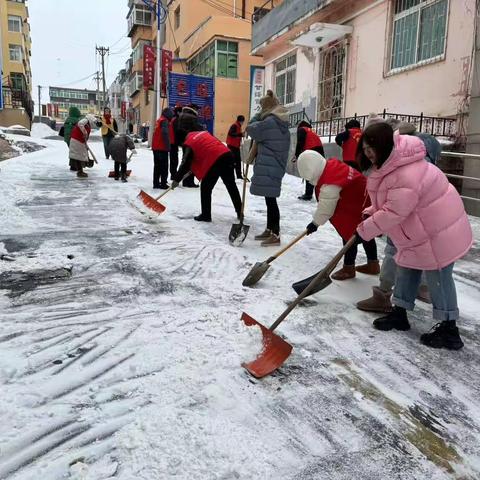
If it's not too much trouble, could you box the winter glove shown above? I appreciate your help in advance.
[306,222,318,235]
[171,180,179,190]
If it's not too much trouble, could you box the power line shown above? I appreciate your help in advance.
[56,72,97,88]
[199,0,252,22]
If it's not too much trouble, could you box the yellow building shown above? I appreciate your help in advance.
[126,0,281,139]
[0,0,33,128]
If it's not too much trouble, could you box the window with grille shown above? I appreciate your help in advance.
[10,73,25,91]
[8,15,22,32]
[390,0,448,70]
[275,53,296,105]
[9,44,22,62]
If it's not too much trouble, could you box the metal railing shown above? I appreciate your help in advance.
[287,109,458,141]
[441,151,480,204]
[252,0,275,23]
[1,85,34,121]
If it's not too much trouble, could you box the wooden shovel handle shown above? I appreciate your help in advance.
[269,235,357,331]
[267,230,308,264]
[154,172,192,201]
[239,164,250,221]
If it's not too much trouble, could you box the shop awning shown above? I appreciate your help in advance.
[292,22,353,48]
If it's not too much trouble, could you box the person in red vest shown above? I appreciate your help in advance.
[152,107,174,189]
[335,119,363,170]
[297,150,380,280]
[226,115,245,180]
[171,121,242,222]
[296,121,325,200]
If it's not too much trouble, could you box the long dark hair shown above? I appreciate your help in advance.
[357,123,394,171]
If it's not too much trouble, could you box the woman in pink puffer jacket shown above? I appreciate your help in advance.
[357,123,473,350]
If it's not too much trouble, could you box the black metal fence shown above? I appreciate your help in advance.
[1,85,34,121]
[288,109,458,142]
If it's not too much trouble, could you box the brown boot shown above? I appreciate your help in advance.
[254,229,272,241]
[77,170,88,178]
[355,260,380,275]
[260,233,280,247]
[357,286,393,313]
[331,265,356,280]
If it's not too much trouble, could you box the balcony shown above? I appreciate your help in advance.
[252,0,333,51]
[127,4,153,37]
[129,72,143,96]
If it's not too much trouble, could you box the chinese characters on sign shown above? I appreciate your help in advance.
[143,45,156,90]
[161,50,173,98]
[249,66,265,119]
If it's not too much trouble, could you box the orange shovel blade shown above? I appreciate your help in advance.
[241,312,293,378]
[108,170,132,178]
[137,190,166,214]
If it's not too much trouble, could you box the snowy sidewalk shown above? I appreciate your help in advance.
[0,137,479,479]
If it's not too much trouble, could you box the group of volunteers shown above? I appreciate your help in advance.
[60,90,473,352]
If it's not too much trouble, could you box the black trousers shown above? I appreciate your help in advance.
[343,237,378,266]
[305,181,314,197]
[170,144,179,178]
[265,197,280,235]
[228,146,243,179]
[153,150,169,187]
[201,153,242,219]
[114,161,127,177]
[103,134,114,159]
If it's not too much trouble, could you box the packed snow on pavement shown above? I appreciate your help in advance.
[0,136,479,479]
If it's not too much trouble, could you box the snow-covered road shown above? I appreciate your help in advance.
[0,133,479,479]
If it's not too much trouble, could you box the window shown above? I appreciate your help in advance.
[9,44,22,62]
[188,42,215,77]
[133,40,151,64]
[8,15,22,32]
[275,53,296,105]
[216,40,238,78]
[390,0,448,70]
[174,6,180,29]
[10,73,25,91]
[128,5,152,33]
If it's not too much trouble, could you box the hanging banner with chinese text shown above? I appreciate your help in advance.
[249,66,265,119]
[143,45,156,90]
[168,73,215,134]
[161,50,173,98]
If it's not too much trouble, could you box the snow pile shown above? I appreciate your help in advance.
[0,124,30,136]
[237,320,264,363]
[31,122,58,138]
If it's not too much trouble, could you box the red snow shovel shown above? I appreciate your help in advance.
[241,235,357,378]
[137,172,192,214]
[109,152,134,178]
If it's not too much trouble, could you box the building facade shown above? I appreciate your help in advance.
[0,0,33,128]
[253,0,474,128]
[49,86,102,121]
[121,0,281,138]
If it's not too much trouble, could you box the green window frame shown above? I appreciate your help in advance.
[216,40,238,79]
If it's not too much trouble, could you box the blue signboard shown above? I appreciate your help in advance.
[169,72,215,134]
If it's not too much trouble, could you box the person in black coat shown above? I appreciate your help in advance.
[169,106,183,180]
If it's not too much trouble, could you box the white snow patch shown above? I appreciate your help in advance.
[31,122,57,138]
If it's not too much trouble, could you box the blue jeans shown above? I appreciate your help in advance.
[393,263,459,321]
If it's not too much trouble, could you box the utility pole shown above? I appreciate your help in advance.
[37,85,42,122]
[96,46,109,112]
[93,71,101,114]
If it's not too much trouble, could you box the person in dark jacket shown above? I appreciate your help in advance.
[296,120,325,201]
[108,134,137,182]
[63,106,82,171]
[226,115,245,180]
[335,119,363,170]
[152,107,174,189]
[169,106,183,180]
[176,105,201,188]
[246,90,291,246]
[171,122,242,222]
[101,107,118,159]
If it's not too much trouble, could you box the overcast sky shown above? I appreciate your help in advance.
[29,0,132,105]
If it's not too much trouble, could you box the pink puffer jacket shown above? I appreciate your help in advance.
[358,134,473,270]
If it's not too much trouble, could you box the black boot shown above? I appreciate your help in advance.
[194,214,212,222]
[373,306,410,331]
[420,322,464,350]
[298,194,312,201]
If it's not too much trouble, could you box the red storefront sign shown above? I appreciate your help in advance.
[161,49,173,98]
[143,45,156,90]
[47,103,52,117]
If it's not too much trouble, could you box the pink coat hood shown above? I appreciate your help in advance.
[358,134,473,270]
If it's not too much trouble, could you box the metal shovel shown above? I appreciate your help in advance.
[242,230,308,287]
[229,164,250,246]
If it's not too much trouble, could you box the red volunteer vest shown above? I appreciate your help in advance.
[152,116,169,151]
[301,127,322,151]
[226,122,242,148]
[184,131,230,180]
[315,158,370,240]
[342,127,362,163]
[70,122,91,143]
